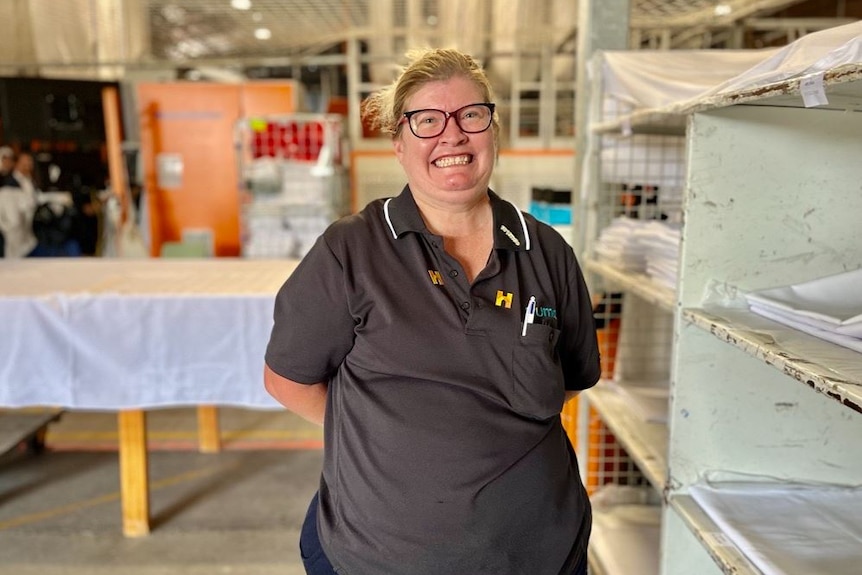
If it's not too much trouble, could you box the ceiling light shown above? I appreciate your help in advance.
[231,0,252,10]
[254,27,272,40]
[714,4,732,16]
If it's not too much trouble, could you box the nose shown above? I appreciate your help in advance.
[439,112,467,142]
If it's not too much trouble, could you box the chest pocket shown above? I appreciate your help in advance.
[510,323,564,419]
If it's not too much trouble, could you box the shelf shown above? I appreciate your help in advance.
[683,307,862,416]
[591,63,862,136]
[688,64,862,113]
[669,495,762,575]
[585,384,669,492]
[589,503,661,575]
[591,113,687,136]
[585,258,676,313]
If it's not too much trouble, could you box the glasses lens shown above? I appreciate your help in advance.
[456,104,492,133]
[409,110,447,138]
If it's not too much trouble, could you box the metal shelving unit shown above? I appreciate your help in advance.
[580,23,862,575]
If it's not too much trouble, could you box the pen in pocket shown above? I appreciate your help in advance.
[522,295,536,336]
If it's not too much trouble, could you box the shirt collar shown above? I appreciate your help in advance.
[382,186,531,252]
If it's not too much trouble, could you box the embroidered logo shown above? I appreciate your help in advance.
[536,305,557,319]
[499,224,521,247]
[495,290,513,309]
[428,270,444,285]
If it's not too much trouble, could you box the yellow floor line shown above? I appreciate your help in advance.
[46,430,322,441]
[0,461,241,531]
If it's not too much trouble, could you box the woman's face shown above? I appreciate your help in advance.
[393,76,496,210]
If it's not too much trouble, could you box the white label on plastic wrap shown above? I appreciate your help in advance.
[800,73,828,108]
[621,119,633,137]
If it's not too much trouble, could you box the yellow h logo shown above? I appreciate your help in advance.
[495,290,513,308]
[428,270,444,285]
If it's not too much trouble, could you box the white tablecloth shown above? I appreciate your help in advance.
[0,258,299,410]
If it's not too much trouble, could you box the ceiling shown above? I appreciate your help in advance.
[0,0,858,78]
[146,0,860,59]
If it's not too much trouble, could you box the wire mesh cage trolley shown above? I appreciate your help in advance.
[237,113,349,259]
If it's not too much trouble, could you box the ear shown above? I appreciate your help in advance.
[393,136,405,165]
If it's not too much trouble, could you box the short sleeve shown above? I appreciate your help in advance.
[265,235,356,384]
[558,254,602,391]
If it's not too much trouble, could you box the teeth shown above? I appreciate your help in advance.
[434,155,471,167]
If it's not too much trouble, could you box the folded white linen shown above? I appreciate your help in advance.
[749,303,862,354]
[745,268,862,334]
[690,482,862,575]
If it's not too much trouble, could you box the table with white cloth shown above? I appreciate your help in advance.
[0,258,299,536]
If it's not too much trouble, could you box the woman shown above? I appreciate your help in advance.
[264,48,601,575]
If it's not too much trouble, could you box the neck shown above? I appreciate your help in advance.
[414,193,494,283]
[414,193,492,239]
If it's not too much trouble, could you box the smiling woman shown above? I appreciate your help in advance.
[264,47,601,575]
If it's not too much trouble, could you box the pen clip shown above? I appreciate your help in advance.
[521,295,537,336]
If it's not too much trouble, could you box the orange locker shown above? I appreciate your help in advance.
[138,81,296,257]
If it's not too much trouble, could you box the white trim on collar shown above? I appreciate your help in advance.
[383,197,398,239]
[384,194,530,249]
[504,199,531,251]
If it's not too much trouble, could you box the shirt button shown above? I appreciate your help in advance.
[449,270,459,278]
[460,301,470,310]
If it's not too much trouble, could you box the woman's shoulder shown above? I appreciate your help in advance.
[322,198,391,245]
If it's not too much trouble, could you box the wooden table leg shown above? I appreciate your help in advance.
[197,405,221,453]
[118,409,150,537]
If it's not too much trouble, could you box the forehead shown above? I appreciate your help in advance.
[406,76,485,111]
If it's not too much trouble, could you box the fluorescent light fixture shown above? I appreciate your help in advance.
[254,27,272,40]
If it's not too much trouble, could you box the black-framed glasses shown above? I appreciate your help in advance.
[401,102,495,138]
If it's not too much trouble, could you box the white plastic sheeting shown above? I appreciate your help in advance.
[594,20,862,118]
[598,49,773,112]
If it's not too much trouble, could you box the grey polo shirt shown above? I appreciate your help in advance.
[266,186,601,575]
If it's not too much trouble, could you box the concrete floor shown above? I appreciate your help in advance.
[0,408,324,575]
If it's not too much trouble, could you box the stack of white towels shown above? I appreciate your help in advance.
[594,217,681,290]
[745,267,862,353]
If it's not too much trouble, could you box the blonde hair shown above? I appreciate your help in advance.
[362,47,499,144]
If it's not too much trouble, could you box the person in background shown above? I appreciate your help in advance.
[263,48,601,575]
[15,151,82,258]
[0,146,17,255]
[12,151,38,198]
[0,147,38,258]
[0,146,17,187]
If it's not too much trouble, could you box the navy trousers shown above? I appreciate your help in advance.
[300,493,338,575]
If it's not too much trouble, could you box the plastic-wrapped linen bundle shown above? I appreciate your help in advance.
[635,221,681,290]
[594,217,648,272]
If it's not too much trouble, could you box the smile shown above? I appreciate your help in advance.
[433,154,472,168]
